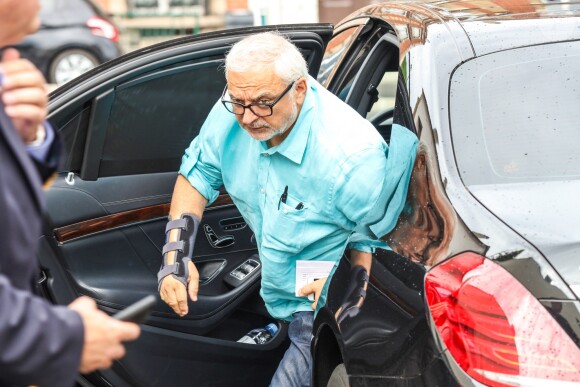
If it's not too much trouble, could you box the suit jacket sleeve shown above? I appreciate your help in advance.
[0,104,83,386]
[0,275,84,387]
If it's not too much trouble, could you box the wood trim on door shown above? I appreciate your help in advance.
[54,194,234,244]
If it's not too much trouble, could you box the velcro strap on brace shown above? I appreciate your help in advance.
[157,213,200,290]
[166,218,188,233]
[162,241,185,255]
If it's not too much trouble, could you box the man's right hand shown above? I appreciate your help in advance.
[0,48,48,143]
[68,296,141,373]
[159,260,199,316]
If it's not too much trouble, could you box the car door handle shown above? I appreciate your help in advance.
[203,224,235,249]
[197,259,227,285]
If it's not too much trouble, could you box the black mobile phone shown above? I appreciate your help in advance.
[113,294,157,323]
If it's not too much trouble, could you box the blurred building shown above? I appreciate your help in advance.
[93,0,551,52]
[91,0,389,53]
[247,0,318,25]
[319,0,378,23]
[92,0,322,51]
[92,0,226,51]
[93,0,321,25]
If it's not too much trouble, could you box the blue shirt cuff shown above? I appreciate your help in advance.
[347,242,375,254]
[26,121,55,162]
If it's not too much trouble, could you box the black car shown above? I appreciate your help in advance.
[14,0,121,85]
[39,1,579,386]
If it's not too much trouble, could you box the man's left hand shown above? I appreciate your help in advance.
[0,48,48,143]
[299,277,328,310]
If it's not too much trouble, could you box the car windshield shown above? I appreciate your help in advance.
[450,40,580,185]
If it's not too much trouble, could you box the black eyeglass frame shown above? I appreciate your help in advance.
[221,80,297,117]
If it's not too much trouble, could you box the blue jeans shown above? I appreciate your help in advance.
[270,311,314,387]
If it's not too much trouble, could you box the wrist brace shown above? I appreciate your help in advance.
[157,213,200,290]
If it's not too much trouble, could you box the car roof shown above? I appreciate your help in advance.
[343,0,580,56]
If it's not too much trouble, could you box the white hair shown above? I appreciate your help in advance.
[225,31,309,84]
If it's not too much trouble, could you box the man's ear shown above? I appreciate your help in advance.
[294,77,308,105]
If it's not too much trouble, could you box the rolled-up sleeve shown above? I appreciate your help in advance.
[332,146,388,252]
[353,124,419,245]
[334,124,418,252]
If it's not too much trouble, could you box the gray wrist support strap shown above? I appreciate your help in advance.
[157,213,200,290]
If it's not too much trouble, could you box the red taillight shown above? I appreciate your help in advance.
[86,16,119,42]
[425,252,580,386]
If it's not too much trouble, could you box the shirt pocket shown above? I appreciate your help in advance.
[262,197,308,257]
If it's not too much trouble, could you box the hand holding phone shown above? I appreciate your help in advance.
[113,294,157,323]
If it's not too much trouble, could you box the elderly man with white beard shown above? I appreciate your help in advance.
[158,31,389,386]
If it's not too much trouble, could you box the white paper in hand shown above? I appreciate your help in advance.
[295,260,335,301]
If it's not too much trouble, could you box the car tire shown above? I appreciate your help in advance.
[327,363,348,387]
[49,49,100,84]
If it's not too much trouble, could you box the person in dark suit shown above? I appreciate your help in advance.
[0,1,141,386]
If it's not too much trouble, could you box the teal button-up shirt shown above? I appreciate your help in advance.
[180,77,413,321]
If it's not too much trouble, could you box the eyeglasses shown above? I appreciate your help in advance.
[221,80,296,117]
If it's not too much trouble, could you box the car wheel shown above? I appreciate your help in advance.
[49,49,99,84]
[327,363,348,387]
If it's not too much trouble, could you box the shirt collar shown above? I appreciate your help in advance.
[262,78,315,165]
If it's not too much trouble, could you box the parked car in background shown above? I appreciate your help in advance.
[35,0,578,386]
[14,0,121,85]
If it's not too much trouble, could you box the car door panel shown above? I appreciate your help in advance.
[39,25,333,386]
[46,182,263,330]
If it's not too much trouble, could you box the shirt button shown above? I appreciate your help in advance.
[283,209,288,214]
[260,188,265,194]
[262,153,268,157]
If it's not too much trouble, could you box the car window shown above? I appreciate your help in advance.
[319,20,415,143]
[333,30,402,143]
[332,40,373,102]
[366,70,397,120]
[51,26,332,179]
[317,26,361,88]
[97,61,225,177]
[451,41,580,185]
[329,25,391,102]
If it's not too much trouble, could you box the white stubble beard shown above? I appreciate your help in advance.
[241,101,299,142]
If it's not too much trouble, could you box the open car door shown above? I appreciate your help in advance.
[38,24,332,387]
